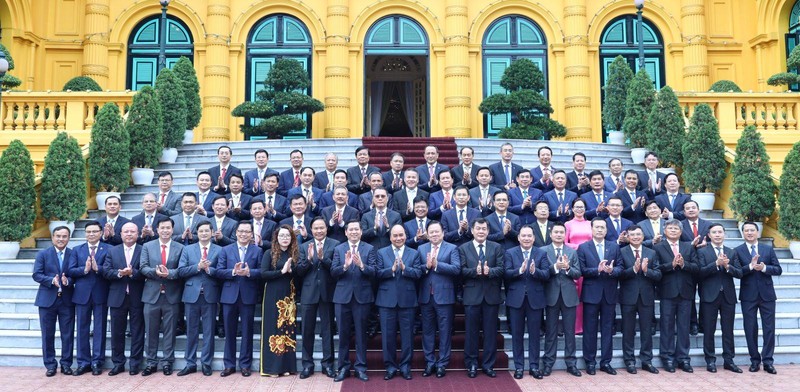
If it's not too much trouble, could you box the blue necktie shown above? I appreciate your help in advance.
[670,194,676,209]
[596,193,602,205]
[57,251,63,274]
[296,219,302,228]
[459,209,465,222]
[505,164,511,184]
[596,242,604,261]
[750,245,757,258]
[522,189,528,199]
[478,244,485,262]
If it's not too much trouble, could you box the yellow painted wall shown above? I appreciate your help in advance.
[0,0,798,142]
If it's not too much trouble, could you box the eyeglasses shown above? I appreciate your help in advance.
[277,234,292,239]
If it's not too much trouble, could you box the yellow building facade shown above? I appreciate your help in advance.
[1,0,799,142]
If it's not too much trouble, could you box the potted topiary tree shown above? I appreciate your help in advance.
[155,68,186,163]
[173,56,201,145]
[88,103,130,210]
[729,125,776,237]
[779,141,800,258]
[646,86,684,175]
[708,80,742,92]
[622,69,655,163]
[62,76,102,92]
[41,132,86,234]
[681,103,727,210]
[0,140,36,258]
[0,43,22,90]
[127,86,163,185]
[767,45,800,91]
[602,55,633,145]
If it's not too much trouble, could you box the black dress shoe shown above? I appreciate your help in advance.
[384,369,397,380]
[241,368,251,377]
[467,365,477,378]
[764,364,777,374]
[163,365,173,376]
[482,368,496,378]
[177,366,196,376]
[216,327,225,338]
[586,365,596,375]
[202,365,212,376]
[436,367,446,378]
[529,369,543,379]
[650,325,657,336]
[73,365,91,376]
[625,364,637,374]
[333,369,350,382]
[749,363,760,372]
[600,364,617,375]
[401,371,412,380]
[92,366,103,376]
[706,364,717,373]
[61,367,73,375]
[46,368,57,377]
[542,366,552,376]
[422,364,435,377]
[356,371,369,381]
[679,362,693,373]
[664,362,675,373]
[108,366,125,376]
[642,363,659,374]
[142,366,157,376]
[299,367,314,379]
[690,324,699,336]
[322,367,336,378]
[220,368,236,377]
[724,363,742,373]
[566,366,582,377]
[129,368,140,376]
[513,369,523,379]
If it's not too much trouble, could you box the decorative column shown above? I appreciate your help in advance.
[202,0,232,141]
[324,0,351,138]
[562,0,592,141]
[443,0,471,138]
[681,0,709,91]
[82,0,110,87]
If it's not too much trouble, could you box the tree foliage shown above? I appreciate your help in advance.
[646,86,684,167]
[0,43,21,90]
[708,80,742,92]
[622,69,655,148]
[479,58,566,140]
[89,103,130,192]
[172,56,202,129]
[232,58,323,139]
[155,68,187,148]
[729,125,776,222]
[40,132,86,221]
[779,141,800,240]
[602,55,634,132]
[63,76,102,92]
[767,45,800,87]
[126,86,163,169]
[0,140,36,241]
[681,104,727,193]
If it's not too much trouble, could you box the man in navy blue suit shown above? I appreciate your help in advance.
[580,170,611,220]
[451,146,480,189]
[319,169,359,210]
[390,169,428,221]
[375,225,423,380]
[67,221,110,376]
[565,152,591,195]
[347,146,381,195]
[98,195,130,246]
[682,199,711,335]
[33,226,75,377]
[654,173,691,221]
[248,200,277,252]
[531,146,556,192]
[360,187,402,249]
[321,185,361,243]
[102,222,145,376]
[617,169,648,223]
[485,190,521,250]
[194,171,219,217]
[404,196,431,249]
[426,170,455,220]
[736,222,782,374]
[543,170,577,222]
[208,145,242,195]
[315,152,340,192]
[253,173,289,222]
[468,167,500,216]
[286,167,324,217]
[488,142,523,190]
[637,151,666,199]
[504,225,550,379]
[531,201,553,247]
[605,196,633,244]
[604,158,626,194]
[213,221,263,377]
[416,145,450,194]
[331,220,378,382]
[131,193,168,244]
[278,149,304,196]
[357,172,390,213]
[243,149,279,196]
[508,169,543,225]
[417,221,460,378]
[280,194,313,244]
[577,218,623,376]
[441,186,481,246]
[225,174,253,221]
[382,152,406,194]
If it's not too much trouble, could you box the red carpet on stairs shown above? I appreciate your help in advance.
[361,137,461,171]
[340,367,522,392]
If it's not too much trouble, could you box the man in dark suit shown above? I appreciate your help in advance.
[654,173,691,221]
[531,146,556,192]
[102,223,145,376]
[508,169,543,225]
[212,221,263,377]
[416,145,450,194]
[139,218,185,376]
[543,170,577,223]
[697,223,743,373]
[640,200,666,248]
[347,146,381,195]
[177,221,221,376]
[225,174,253,221]
[485,190,521,250]
[459,218,504,378]
[604,158,626,194]
[390,169,428,222]
[469,167,500,216]
[357,172,391,214]
[441,186,481,247]
[488,142,523,189]
[171,192,211,246]
[617,169,648,223]
[321,185,361,243]
[605,196,633,244]
[67,221,109,376]
[382,152,406,194]
[194,171,220,217]
[404,196,431,249]
[331,220,378,382]
[565,152,591,195]
[504,225,550,379]
[682,199,711,335]
[98,195,131,246]
[319,169,359,210]
[541,222,582,377]
[315,152,340,192]
[208,145,242,195]
[654,219,699,373]
[637,151,666,199]
[33,226,75,377]
[280,194,313,244]
[287,167,324,217]
[579,170,611,220]
[209,195,238,246]
[131,193,168,244]
[577,218,623,375]
[375,225,423,380]
[531,201,553,247]
[736,221,782,374]
[156,171,182,217]
[618,225,661,374]
[253,173,289,223]
[243,149,279,196]
[427,170,456,220]
[361,187,402,250]
[278,149,305,196]
[249,200,277,252]
[296,217,340,379]
[451,146,480,189]
[417,221,461,378]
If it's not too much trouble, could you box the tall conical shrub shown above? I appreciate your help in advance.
[155,68,187,148]
[89,103,130,192]
[682,104,726,193]
[779,141,800,240]
[729,125,776,222]
[622,69,655,148]
[41,132,86,221]
[0,140,36,241]
[602,55,634,132]
[127,86,163,169]
[172,56,202,130]
[646,86,685,167]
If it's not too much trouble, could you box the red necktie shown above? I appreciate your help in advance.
[90,245,96,258]
[202,246,208,259]
[160,193,166,205]
[221,167,227,180]
[161,244,167,266]
[635,249,640,260]
[294,171,300,187]
[692,222,698,238]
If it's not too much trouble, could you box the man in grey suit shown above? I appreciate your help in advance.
[171,192,211,246]
[177,221,221,376]
[139,218,184,376]
[541,222,582,377]
[156,172,182,217]
[209,195,237,246]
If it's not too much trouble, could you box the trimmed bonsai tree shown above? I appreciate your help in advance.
[126,86,163,169]
[767,45,800,88]
[646,86,685,168]
[729,125,776,222]
[172,56,202,131]
[0,43,22,90]
[779,141,800,240]
[154,68,186,148]
[681,103,727,193]
[232,58,323,139]
[0,140,36,242]
[88,103,130,192]
[41,132,86,221]
[622,69,655,148]
[708,80,742,92]
[63,76,102,92]
[479,58,566,140]
[602,55,634,133]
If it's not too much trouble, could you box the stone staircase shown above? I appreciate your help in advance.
[1,138,796,371]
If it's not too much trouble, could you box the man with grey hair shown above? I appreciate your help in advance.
[315,152,339,192]
[131,193,168,244]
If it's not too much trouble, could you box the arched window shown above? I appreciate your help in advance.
[246,14,313,139]
[786,1,800,89]
[599,15,665,90]
[127,15,193,90]
[481,15,548,138]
